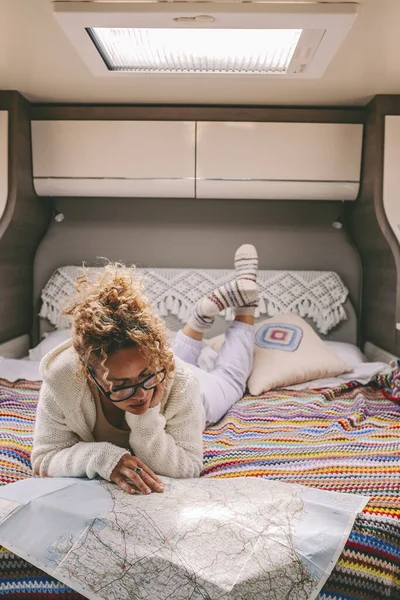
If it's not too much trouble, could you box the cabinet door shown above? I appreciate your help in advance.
[383,116,400,245]
[196,122,363,200]
[0,111,8,220]
[32,120,195,198]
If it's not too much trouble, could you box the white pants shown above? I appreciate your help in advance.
[172,321,255,426]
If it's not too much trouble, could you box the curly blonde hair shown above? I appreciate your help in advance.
[63,263,175,379]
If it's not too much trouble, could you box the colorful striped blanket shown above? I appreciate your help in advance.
[0,376,399,599]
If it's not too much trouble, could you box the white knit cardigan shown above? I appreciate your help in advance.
[31,341,205,481]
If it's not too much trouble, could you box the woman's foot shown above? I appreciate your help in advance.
[188,279,259,333]
[234,244,258,283]
[234,244,259,317]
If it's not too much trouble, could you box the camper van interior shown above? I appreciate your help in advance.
[0,1,399,599]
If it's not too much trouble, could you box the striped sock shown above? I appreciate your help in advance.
[234,300,259,317]
[234,244,258,282]
[188,279,259,333]
[234,244,259,316]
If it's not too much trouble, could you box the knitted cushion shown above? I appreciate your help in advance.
[206,314,351,394]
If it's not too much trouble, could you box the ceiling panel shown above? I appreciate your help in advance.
[0,0,396,106]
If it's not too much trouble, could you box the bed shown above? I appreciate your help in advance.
[0,266,399,599]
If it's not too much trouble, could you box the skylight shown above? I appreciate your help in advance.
[53,2,359,78]
[88,27,303,74]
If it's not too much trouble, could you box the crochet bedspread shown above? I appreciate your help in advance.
[0,376,399,599]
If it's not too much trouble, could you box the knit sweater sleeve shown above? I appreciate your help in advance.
[125,362,205,479]
[31,366,128,482]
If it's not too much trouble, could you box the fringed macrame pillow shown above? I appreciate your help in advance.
[40,267,349,335]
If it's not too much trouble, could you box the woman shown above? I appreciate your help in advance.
[32,244,258,495]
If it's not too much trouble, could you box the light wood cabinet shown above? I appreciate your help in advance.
[32,120,196,198]
[196,121,363,200]
[31,119,364,201]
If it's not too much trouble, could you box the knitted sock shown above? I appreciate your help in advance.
[188,279,259,333]
[234,244,258,283]
[234,244,259,316]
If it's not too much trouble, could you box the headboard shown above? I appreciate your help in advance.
[33,197,361,345]
[38,265,356,344]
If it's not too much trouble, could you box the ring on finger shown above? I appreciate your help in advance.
[135,467,143,475]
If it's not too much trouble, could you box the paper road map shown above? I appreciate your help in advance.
[0,477,368,600]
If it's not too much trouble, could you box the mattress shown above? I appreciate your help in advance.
[0,374,399,599]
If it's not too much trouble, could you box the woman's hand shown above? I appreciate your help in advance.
[149,382,167,409]
[110,455,165,495]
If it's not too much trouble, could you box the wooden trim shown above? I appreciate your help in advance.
[0,91,52,344]
[0,91,22,112]
[30,104,365,124]
[371,97,400,271]
[368,95,400,117]
[346,96,400,355]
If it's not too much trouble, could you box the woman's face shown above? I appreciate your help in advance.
[93,347,156,415]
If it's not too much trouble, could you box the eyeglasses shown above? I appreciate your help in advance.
[88,367,166,403]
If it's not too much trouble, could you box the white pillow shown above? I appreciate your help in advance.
[324,341,366,367]
[29,329,72,362]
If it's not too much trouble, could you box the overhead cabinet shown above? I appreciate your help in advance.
[196,122,363,201]
[31,120,196,198]
[31,120,363,201]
